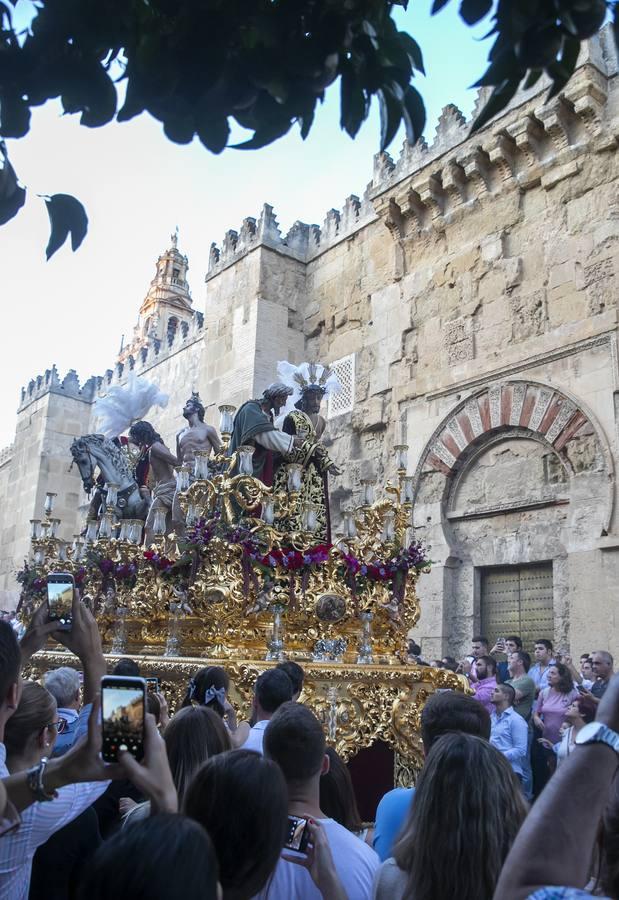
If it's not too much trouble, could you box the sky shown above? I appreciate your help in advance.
[0,1,493,448]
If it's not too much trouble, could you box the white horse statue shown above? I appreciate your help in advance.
[70,434,149,521]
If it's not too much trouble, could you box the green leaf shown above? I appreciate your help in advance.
[470,77,520,132]
[232,118,292,150]
[0,141,25,226]
[474,49,520,87]
[401,85,426,145]
[299,105,314,140]
[523,68,543,90]
[197,116,230,154]
[0,94,31,139]
[460,0,492,26]
[397,31,425,75]
[44,193,88,260]
[546,35,580,100]
[378,86,402,150]
[340,68,367,139]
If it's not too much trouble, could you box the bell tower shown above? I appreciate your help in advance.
[119,231,195,363]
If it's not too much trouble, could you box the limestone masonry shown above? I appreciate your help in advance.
[2,27,618,660]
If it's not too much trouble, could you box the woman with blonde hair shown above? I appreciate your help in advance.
[372,732,528,900]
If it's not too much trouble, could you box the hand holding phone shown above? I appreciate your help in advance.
[47,573,75,631]
[145,677,160,694]
[284,815,311,854]
[101,675,146,763]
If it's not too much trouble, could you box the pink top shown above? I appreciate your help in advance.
[473,676,497,715]
[536,687,579,743]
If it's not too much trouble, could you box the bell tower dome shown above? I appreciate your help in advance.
[119,231,196,365]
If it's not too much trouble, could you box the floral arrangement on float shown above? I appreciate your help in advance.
[16,418,430,665]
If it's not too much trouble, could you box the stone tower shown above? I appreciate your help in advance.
[119,232,196,367]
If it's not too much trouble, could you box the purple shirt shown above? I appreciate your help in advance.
[536,687,579,743]
[473,676,497,714]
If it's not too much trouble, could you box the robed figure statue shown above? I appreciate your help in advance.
[273,362,341,542]
[228,382,298,484]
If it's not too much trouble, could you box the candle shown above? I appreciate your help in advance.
[394,444,408,472]
[261,496,275,526]
[218,404,236,435]
[237,445,255,476]
[106,482,119,508]
[287,464,303,494]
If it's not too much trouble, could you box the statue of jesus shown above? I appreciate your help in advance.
[172,392,222,536]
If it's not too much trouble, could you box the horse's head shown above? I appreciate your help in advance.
[70,437,96,493]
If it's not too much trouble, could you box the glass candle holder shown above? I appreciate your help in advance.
[287,463,303,494]
[57,542,68,562]
[34,547,45,566]
[129,520,143,545]
[105,482,119,508]
[30,519,41,540]
[193,451,210,481]
[186,504,197,526]
[261,495,275,525]
[49,518,61,539]
[153,508,167,536]
[40,521,51,539]
[85,519,99,543]
[381,510,396,542]
[218,404,236,435]
[360,479,375,507]
[302,502,318,533]
[98,514,113,540]
[175,466,190,492]
[342,510,357,539]
[118,520,130,542]
[44,492,57,515]
[237,445,255,476]
[394,444,409,472]
[356,611,374,664]
[402,476,414,503]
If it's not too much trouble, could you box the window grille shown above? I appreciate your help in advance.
[327,354,355,419]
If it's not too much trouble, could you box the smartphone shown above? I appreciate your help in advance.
[101,675,146,763]
[145,677,160,694]
[46,573,74,630]
[284,815,311,854]
[577,684,588,694]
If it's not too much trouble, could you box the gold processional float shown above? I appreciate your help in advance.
[20,404,464,784]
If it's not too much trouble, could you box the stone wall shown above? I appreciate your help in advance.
[2,28,618,664]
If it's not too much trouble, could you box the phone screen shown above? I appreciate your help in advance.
[101,677,145,763]
[145,677,160,694]
[47,574,74,629]
[284,816,310,854]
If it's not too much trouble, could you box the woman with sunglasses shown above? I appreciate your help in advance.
[3,681,102,900]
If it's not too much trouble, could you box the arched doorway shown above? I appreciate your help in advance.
[411,380,613,659]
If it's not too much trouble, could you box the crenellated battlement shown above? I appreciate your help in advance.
[206,26,617,279]
[18,313,206,411]
[19,366,101,411]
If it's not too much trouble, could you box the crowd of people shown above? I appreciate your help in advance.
[1,593,618,900]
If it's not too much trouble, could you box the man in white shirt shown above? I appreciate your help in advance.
[257,702,379,899]
[242,668,293,755]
